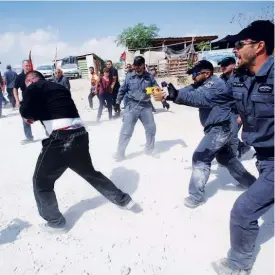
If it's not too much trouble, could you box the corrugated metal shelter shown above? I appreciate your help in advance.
[54,53,105,79]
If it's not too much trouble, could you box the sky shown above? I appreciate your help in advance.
[0,1,273,71]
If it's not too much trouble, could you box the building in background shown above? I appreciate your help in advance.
[54,53,105,79]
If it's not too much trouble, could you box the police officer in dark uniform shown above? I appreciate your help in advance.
[114,56,158,161]
[211,20,274,275]
[153,60,256,208]
[219,56,251,158]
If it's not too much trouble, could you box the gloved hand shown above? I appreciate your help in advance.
[114,103,120,113]
[162,100,170,110]
[166,83,179,102]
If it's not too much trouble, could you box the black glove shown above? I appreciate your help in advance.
[166,83,179,102]
[162,100,170,110]
[114,103,120,113]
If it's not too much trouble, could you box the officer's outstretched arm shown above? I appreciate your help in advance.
[174,85,214,108]
[116,76,129,104]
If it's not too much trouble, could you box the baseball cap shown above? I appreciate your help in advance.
[227,20,274,49]
[187,60,214,75]
[218,57,236,67]
[133,56,145,66]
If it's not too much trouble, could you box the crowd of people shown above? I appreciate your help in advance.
[0,19,273,275]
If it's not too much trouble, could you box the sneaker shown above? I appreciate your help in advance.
[113,153,125,162]
[212,258,251,275]
[21,138,34,145]
[39,222,67,234]
[184,196,205,208]
[121,200,143,214]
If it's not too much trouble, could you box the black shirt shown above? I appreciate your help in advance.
[20,80,80,121]
[14,71,27,97]
[109,67,120,91]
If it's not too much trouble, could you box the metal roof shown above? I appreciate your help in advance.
[151,35,218,46]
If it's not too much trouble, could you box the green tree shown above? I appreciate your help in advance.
[113,62,122,70]
[116,23,160,50]
[196,41,211,51]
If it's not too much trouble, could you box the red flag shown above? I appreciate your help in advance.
[29,50,34,71]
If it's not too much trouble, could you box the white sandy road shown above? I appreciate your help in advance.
[0,79,273,275]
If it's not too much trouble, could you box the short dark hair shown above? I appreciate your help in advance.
[106,60,112,64]
[103,68,110,73]
[26,70,45,80]
[89,66,94,69]
[22,59,30,64]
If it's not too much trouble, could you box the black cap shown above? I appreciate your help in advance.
[227,20,274,49]
[187,60,214,74]
[218,57,236,67]
[133,56,145,66]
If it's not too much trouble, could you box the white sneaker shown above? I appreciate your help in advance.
[121,200,143,213]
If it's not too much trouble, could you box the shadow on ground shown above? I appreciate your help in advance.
[125,139,188,160]
[0,219,32,245]
[64,166,140,231]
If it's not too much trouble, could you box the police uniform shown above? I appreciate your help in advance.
[219,56,251,158]
[222,56,274,271]
[115,69,158,160]
[211,20,274,274]
[166,61,256,207]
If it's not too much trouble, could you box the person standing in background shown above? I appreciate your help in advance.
[14,60,35,144]
[106,60,121,116]
[88,66,99,109]
[53,68,70,91]
[3,64,17,108]
[96,68,113,121]
[0,72,9,108]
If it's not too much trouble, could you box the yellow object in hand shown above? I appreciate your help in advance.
[146,86,161,95]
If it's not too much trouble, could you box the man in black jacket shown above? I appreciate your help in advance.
[20,70,137,232]
[153,60,256,208]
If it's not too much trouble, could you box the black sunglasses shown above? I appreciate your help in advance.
[234,40,259,50]
[192,71,209,77]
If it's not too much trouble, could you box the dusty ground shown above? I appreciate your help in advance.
[0,78,273,275]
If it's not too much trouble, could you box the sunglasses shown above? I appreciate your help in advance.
[192,71,208,77]
[234,40,258,50]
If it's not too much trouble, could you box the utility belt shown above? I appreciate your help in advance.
[254,147,274,160]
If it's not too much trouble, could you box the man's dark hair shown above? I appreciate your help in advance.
[26,70,45,80]
[106,60,112,64]
[22,59,30,64]
[6,64,12,70]
[89,66,94,69]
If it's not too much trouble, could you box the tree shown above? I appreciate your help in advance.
[116,23,160,50]
[230,3,274,27]
[113,62,122,70]
[196,41,211,52]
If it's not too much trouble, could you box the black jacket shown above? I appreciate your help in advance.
[20,80,79,121]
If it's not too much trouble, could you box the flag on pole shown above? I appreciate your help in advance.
[119,51,126,63]
[29,50,34,71]
[54,46,57,68]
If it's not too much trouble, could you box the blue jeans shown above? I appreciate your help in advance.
[227,158,274,269]
[189,122,256,201]
[117,100,156,157]
[23,119,33,140]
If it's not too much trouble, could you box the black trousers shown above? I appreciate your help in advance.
[33,127,131,226]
